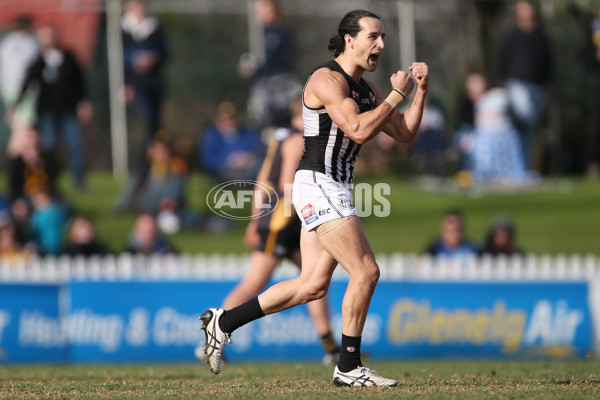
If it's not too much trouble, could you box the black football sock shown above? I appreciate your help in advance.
[321,331,340,354]
[218,296,265,334]
[337,334,363,372]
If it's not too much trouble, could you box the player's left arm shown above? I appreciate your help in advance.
[369,62,429,144]
[279,133,304,192]
[244,143,273,249]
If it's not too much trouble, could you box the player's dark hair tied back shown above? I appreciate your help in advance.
[327,10,380,57]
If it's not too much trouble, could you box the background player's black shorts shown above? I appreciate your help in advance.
[255,217,301,259]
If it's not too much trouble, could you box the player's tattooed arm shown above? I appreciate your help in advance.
[377,62,428,144]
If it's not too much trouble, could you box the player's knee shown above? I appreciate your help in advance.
[358,261,380,290]
[368,265,380,289]
[299,281,329,303]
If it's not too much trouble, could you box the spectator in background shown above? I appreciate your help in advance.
[10,198,31,249]
[0,213,32,264]
[133,131,187,215]
[469,88,535,186]
[29,189,69,256]
[125,213,175,255]
[121,0,168,139]
[199,101,264,182]
[0,15,39,157]
[114,130,186,213]
[412,99,447,176]
[131,131,200,234]
[240,0,295,80]
[425,210,478,258]
[8,130,58,203]
[496,1,551,169]
[453,72,488,171]
[456,73,488,132]
[240,0,301,128]
[62,216,109,257]
[479,217,524,257]
[13,25,92,191]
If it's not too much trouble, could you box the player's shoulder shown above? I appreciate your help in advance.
[308,68,349,98]
[311,67,347,86]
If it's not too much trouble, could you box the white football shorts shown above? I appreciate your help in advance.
[292,170,356,231]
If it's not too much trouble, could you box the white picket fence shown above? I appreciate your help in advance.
[1,253,599,282]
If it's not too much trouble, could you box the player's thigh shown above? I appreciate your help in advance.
[298,227,337,288]
[316,215,377,276]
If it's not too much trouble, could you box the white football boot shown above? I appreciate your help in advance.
[333,365,398,387]
[199,308,231,374]
[321,351,341,366]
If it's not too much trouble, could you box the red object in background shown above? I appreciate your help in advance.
[0,0,103,68]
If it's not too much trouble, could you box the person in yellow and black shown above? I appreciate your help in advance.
[0,212,33,266]
[8,130,58,205]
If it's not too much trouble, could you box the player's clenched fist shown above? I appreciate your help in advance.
[409,62,428,91]
[390,70,415,98]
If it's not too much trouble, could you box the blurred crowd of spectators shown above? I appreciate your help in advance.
[0,1,181,261]
[425,210,524,259]
[377,1,600,187]
[0,0,276,261]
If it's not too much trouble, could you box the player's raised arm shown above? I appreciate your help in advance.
[372,61,429,144]
[305,67,414,145]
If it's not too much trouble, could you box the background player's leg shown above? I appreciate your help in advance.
[222,251,280,310]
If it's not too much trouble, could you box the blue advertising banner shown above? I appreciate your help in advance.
[227,281,595,362]
[362,282,595,360]
[67,281,327,363]
[0,284,65,363]
[68,281,233,363]
[0,280,595,363]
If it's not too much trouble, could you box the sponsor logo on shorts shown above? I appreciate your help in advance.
[301,204,318,225]
[318,208,331,216]
[339,198,352,209]
[346,346,356,353]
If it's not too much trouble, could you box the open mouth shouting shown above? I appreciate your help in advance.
[368,52,381,68]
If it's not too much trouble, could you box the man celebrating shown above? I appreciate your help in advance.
[200,9,428,387]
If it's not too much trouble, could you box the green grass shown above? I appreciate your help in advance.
[48,171,600,255]
[1,360,600,399]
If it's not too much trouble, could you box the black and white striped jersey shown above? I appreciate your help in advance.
[297,60,376,184]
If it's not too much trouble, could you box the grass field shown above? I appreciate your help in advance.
[1,360,600,399]
[48,171,600,255]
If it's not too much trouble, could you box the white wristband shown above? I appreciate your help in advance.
[385,97,398,108]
